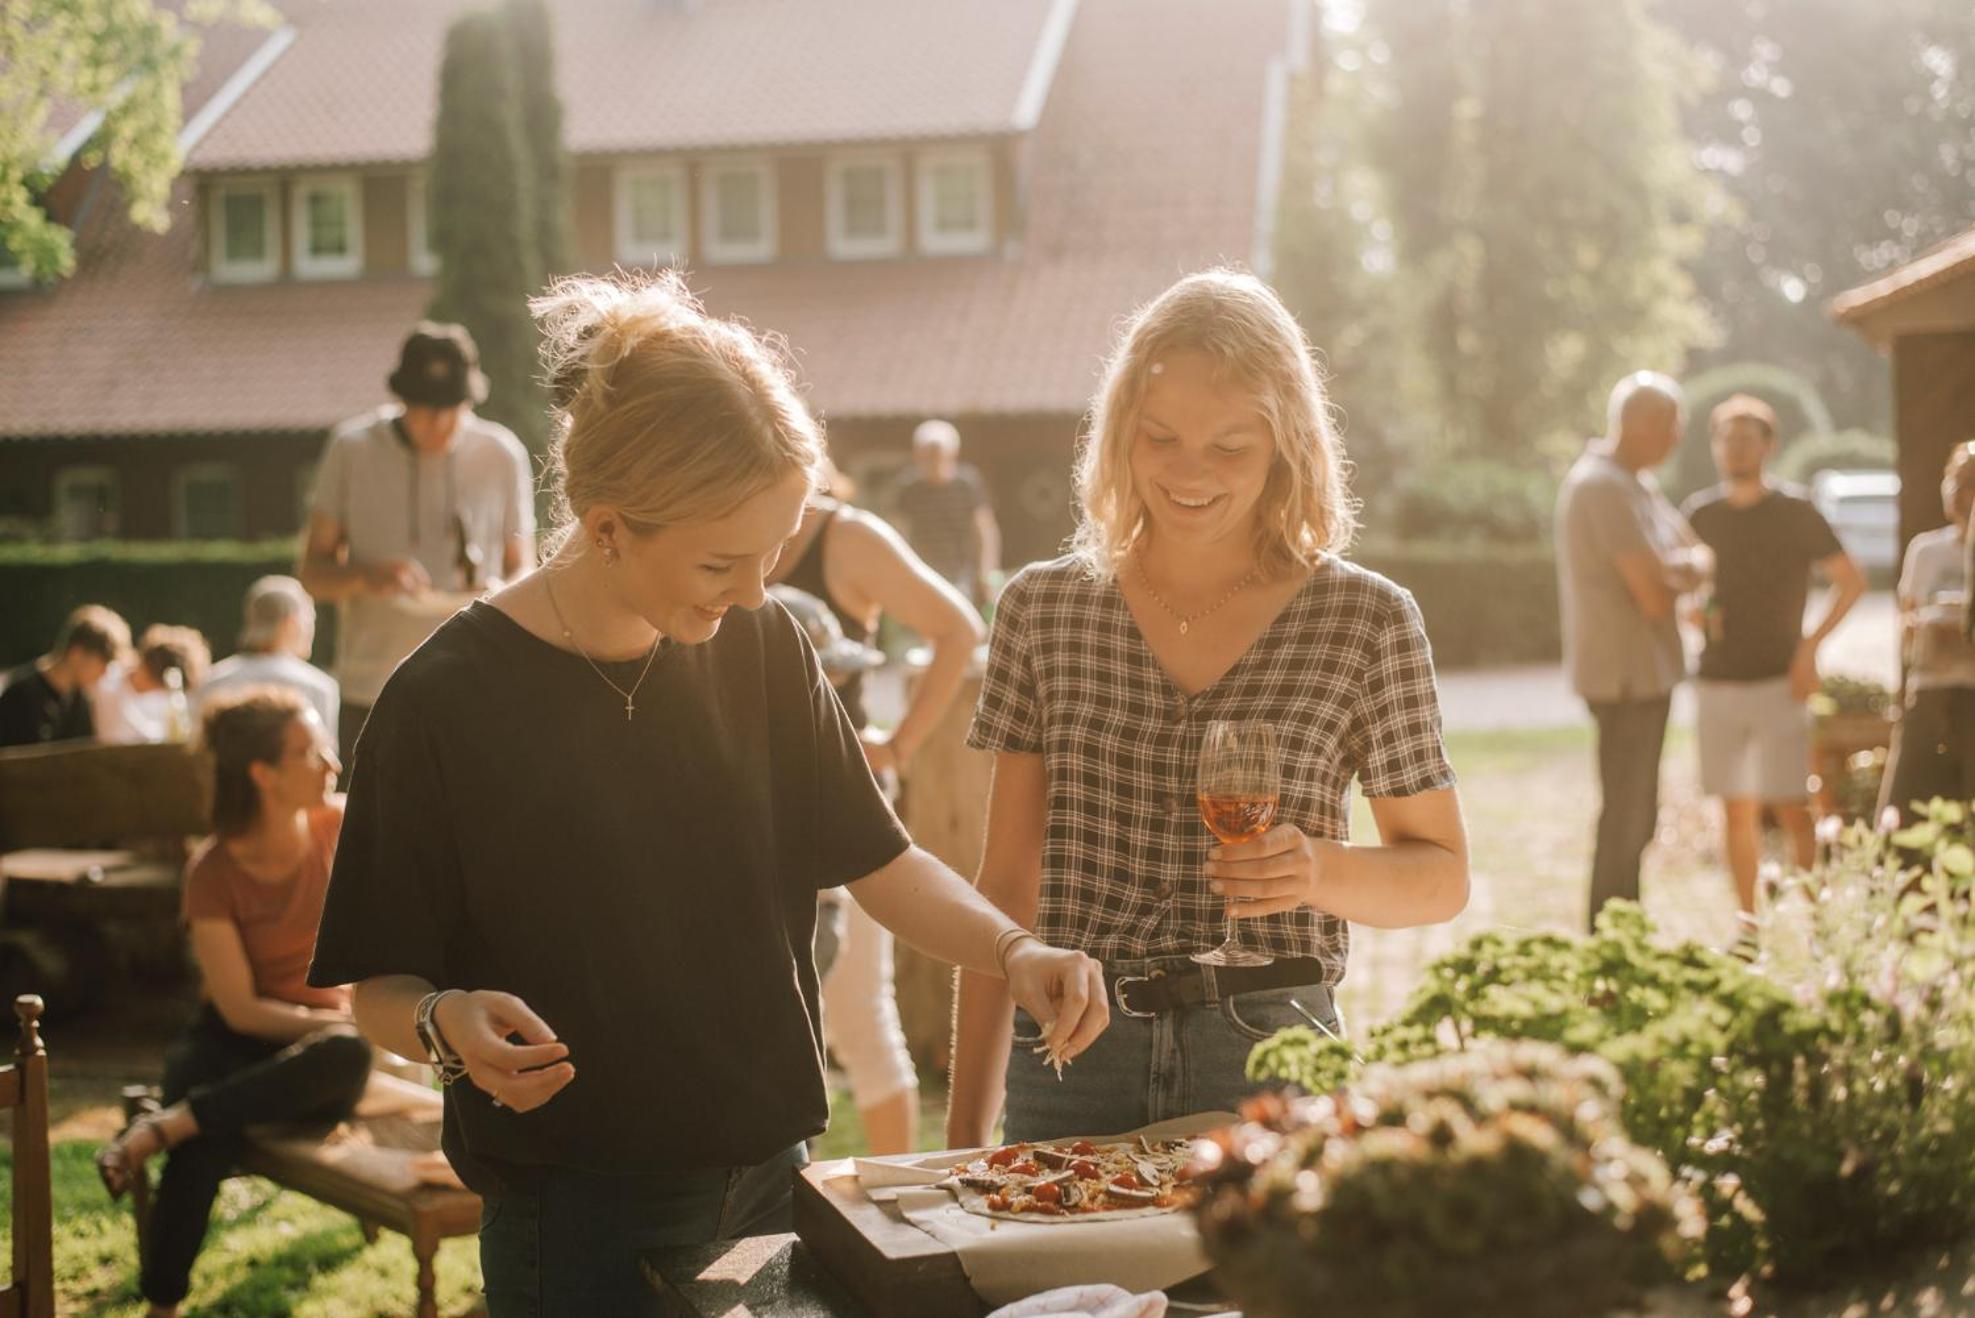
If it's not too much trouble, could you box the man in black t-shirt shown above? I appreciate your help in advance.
[1680,395,1865,917]
[0,604,131,748]
[896,418,1001,608]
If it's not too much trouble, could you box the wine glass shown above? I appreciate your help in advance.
[1192,720,1279,967]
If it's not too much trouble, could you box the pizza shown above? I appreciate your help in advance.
[938,1135,1201,1221]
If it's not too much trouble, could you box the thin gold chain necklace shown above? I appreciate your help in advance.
[544,576,663,721]
[1134,553,1261,636]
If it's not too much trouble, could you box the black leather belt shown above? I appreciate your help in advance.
[1112,958,1329,1018]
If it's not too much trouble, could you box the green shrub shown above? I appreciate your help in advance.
[1199,1041,1693,1317]
[1383,460,1558,546]
[0,539,333,668]
[1353,541,1559,668]
[1248,840,1975,1284]
[1773,429,1896,486]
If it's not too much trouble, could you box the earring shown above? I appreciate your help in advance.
[597,540,619,566]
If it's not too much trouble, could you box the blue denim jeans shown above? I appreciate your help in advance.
[1004,960,1340,1142]
[478,1144,806,1317]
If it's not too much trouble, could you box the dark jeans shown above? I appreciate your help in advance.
[140,1008,372,1305]
[478,1145,807,1317]
[1879,686,1975,823]
[1587,694,1673,930]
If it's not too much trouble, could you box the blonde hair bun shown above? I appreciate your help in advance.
[531,270,828,537]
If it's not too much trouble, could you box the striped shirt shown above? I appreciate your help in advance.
[967,554,1455,979]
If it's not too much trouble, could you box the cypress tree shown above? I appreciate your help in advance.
[504,0,569,279]
[426,8,549,456]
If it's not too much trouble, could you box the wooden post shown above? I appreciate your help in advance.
[896,666,992,1071]
[7,994,54,1318]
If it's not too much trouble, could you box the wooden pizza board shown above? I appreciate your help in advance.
[792,1155,986,1318]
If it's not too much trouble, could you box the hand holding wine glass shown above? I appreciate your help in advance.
[1192,720,1279,967]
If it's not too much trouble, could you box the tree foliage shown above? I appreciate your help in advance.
[503,0,569,280]
[427,8,549,454]
[0,0,271,281]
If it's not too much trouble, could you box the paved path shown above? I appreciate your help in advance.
[1438,590,1898,733]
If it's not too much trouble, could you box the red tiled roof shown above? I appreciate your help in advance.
[1829,225,1975,324]
[0,0,1291,437]
[187,0,1062,172]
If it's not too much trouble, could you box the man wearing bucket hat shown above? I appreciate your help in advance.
[299,322,536,770]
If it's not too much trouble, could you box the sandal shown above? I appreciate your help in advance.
[96,1112,168,1201]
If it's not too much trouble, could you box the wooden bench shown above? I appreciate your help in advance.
[124,1069,482,1318]
[1,995,53,1318]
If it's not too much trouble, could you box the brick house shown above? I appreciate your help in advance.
[0,0,1305,565]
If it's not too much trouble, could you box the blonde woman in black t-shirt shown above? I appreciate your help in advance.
[308,271,1106,1316]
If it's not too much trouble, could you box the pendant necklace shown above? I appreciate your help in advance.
[1135,552,1260,636]
[544,576,663,721]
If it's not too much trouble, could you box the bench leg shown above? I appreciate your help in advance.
[359,1219,381,1244]
[414,1236,439,1318]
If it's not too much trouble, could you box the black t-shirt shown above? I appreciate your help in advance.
[0,664,94,748]
[1681,485,1844,681]
[307,600,909,1193]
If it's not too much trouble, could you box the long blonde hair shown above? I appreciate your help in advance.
[532,270,828,541]
[1070,269,1356,579]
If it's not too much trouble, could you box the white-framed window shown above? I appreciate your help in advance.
[52,466,119,540]
[172,463,245,539]
[406,172,440,277]
[208,179,280,283]
[699,158,777,265]
[613,161,689,267]
[916,148,995,256]
[825,154,905,260]
[289,173,363,280]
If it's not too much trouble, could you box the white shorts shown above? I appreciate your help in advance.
[1695,677,1811,802]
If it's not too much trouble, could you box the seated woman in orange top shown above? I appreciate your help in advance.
[95,687,372,1318]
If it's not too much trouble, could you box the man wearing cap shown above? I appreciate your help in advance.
[197,575,342,742]
[300,322,535,768]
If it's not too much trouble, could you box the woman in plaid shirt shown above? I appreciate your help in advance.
[947,270,1471,1145]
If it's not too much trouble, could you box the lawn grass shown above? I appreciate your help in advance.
[5,720,1747,1314]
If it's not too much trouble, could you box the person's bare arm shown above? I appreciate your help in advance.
[298,511,427,601]
[352,975,575,1113]
[190,920,350,1042]
[945,751,1046,1148]
[975,502,1002,585]
[1209,787,1470,927]
[830,512,983,770]
[1792,551,1868,700]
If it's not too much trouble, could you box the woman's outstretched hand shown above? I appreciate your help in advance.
[1003,940,1109,1063]
[434,990,575,1112]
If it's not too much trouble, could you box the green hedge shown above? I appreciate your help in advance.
[0,537,1562,675]
[0,540,334,669]
[1353,540,1559,669]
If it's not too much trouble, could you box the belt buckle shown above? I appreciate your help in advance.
[1112,968,1166,1019]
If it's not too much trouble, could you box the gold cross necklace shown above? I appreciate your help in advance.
[544,576,663,721]
[1134,552,1261,636]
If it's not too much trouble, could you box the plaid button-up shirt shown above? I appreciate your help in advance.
[967,554,1456,979]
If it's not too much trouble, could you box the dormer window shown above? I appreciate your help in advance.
[290,174,363,280]
[701,159,776,265]
[917,148,994,256]
[614,162,688,267]
[825,154,904,260]
[209,179,279,283]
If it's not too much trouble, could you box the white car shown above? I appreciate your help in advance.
[1811,469,1900,575]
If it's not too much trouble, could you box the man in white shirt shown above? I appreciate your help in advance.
[198,575,341,741]
[1555,372,1712,928]
[299,323,536,767]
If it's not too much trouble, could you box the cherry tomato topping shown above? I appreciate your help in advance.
[1033,1181,1063,1204]
[1111,1172,1143,1190]
[1069,1159,1100,1179]
[1070,1140,1096,1156]
[986,1146,1021,1168]
[1008,1161,1040,1176]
